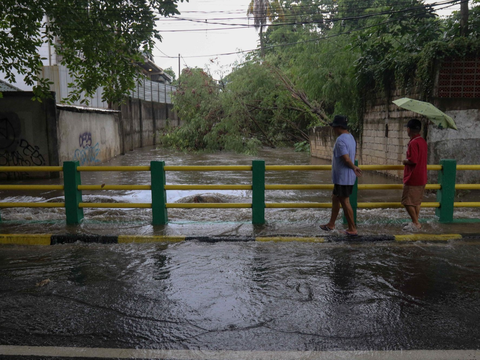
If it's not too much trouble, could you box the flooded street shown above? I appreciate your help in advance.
[1,146,480,237]
[2,239,480,358]
[2,147,480,358]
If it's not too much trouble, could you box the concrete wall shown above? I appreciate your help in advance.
[0,92,179,179]
[56,105,122,165]
[118,98,178,152]
[428,108,480,184]
[0,92,58,178]
[310,91,480,183]
[358,90,422,179]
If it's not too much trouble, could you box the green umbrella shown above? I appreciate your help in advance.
[392,97,458,130]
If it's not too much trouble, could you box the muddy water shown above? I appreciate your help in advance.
[0,146,479,236]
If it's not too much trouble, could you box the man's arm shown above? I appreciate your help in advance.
[340,154,362,177]
[403,159,416,165]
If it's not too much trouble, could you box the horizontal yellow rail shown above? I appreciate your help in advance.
[358,202,440,208]
[0,185,64,190]
[455,184,480,190]
[79,203,151,208]
[164,185,251,190]
[164,166,252,171]
[166,203,251,208]
[266,184,333,190]
[0,166,63,172]
[0,202,65,208]
[265,165,331,171]
[357,184,442,190]
[1,164,479,174]
[73,183,477,192]
[78,185,151,191]
[264,165,443,171]
[266,203,332,208]
[454,202,480,208]
[358,165,443,171]
[457,165,480,170]
[77,166,150,172]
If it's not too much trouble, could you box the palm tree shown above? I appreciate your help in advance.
[247,0,284,57]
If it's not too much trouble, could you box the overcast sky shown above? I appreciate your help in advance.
[154,0,462,80]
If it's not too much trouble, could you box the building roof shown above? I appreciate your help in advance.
[137,57,172,84]
[0,79,22,92]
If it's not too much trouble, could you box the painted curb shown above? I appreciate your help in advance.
[0,233,477,245]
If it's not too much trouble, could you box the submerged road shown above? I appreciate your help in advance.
[1,239,480,359]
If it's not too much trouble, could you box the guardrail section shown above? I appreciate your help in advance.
[0,159,479,225]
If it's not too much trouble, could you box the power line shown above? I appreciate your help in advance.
[156,5,455,60]
[155,0,460,32]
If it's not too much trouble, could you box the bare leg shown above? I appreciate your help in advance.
[405,205,421,229]
[338,196,357,233]
[324,195,341,229]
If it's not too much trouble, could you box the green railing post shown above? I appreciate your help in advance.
[252,160,265,225]
[151,161,168,225]
[436,159,457,223]
[343,159,358,225]
[63,161,84,225]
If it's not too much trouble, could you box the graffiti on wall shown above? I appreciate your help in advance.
[0,113,46,178]
[73,132,101,165]
[79,132,92,148]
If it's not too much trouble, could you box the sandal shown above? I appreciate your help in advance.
[343,230,359,236]
[320,225,334,231]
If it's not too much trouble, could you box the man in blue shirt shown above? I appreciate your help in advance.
[320,115,362,236]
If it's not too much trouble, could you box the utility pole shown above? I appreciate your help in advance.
[460,0,469,37]
[178,54,181,85]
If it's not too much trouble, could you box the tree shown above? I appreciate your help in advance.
[247,0,284,57]
[163,67,176,82]
[0,0,186,104]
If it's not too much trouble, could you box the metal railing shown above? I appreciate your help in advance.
[0,160,479,225]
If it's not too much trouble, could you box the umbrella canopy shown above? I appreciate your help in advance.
[392,97,457,130]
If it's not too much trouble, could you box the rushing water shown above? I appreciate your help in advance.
[0,146,480,236]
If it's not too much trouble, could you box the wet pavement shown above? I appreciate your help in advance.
[1,240,480,358]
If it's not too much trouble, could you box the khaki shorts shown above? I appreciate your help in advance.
[401,185,425,206]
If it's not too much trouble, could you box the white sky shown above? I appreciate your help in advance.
[154,0,462,80]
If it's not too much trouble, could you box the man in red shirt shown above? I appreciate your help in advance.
[402,119,428,230]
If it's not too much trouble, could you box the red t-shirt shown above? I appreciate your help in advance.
[403,134,428,186]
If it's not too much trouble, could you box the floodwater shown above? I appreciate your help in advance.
[1,146,480,237]
[2,238,480,355]
[2,147,480,357]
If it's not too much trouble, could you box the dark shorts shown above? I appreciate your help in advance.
[333,184,353,198]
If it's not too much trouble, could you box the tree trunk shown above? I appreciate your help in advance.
[460,0,469,37]
[260,25,265,58]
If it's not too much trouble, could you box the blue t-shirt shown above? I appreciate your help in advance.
[332,133,357,185]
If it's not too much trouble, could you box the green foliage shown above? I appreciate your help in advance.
[163,67,176,82]
[0,0,185,104]
[294,141,310,153]
[160,62,321,154]
[161,0,480,154]
[160,68,221,151]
